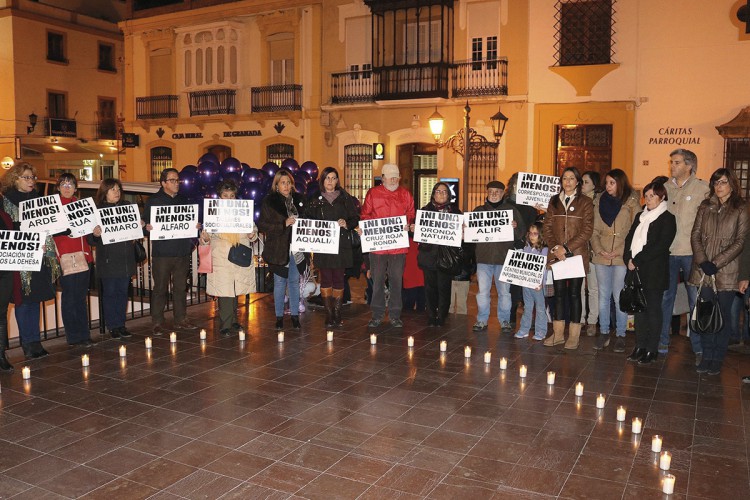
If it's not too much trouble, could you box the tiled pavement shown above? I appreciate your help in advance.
[1,292,749,499]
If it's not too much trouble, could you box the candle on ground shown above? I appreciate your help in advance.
[370,334,377,345]
[22,366,30,379]
[199,329,207,340]
[632,417,643,434]
[617,406,626,422]
[464,346,472,358]
[499,357,507,370]
[145,337,152,349]
[239,330,246,341]
[169,332,177,343]
[327,331,334,342]
[519,365,527,378]
[547,371,556,385]
[659,451,671,470]
[484,351,491,363]
[596,394,605,409]
[81,354,89,367]
[440,340,447,352]
[119,345,127,358]
[652,435,663,453]
[408,336,414,347]
[278,332,284,343]
[662,474,675,494]
[575,382,584,397]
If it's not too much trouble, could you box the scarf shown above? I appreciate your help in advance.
[598,192,622,227]
[283,194,304,265]
[630,200,668,258]
[486,199,503,209]
[322,190,340,204]
[431,200,450,212]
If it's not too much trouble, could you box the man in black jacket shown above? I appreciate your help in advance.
[143,168,198,335]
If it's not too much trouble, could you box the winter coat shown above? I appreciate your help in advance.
[305,189,360,269]
[143,188,195,257]
[205,230,257,297]
[591,193,641,266]
[360,185,415,255]
[257,191,307,268]
[688,196,749,291]
[88,201,137,279]
[53,196,93,264]
[623,210,677,291]
[472,200,525,265]
[0,205,22,306]
[416,202,463,271]
[665,175,709,256]
[542,193,595,273]
[403,237,424,288]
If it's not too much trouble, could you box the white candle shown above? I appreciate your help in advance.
[22,366,30,379]
[81,354,89,367]
[464,346,471,358]
[327,331,334,342]
[199,329,207,340]
[370,334,377,345]
[407,336,414,347]
[652,435,663,453]
[547,371,556,385]
[632,417,643,434]
[278,332,284,343]
[596,394,605,409]
[169,332,177,343]
[662,473,675,494]
[499,357,507,370]
[440,340,447,352]
[659,451,671,470]
[238,330,246,341]
[119,345,127,358]
[616,406,626,422]
[484,351,491,363]
[145,337,152,349]
[519,365,527,378]
[575,382,584,396]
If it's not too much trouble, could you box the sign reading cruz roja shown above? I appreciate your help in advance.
[360,216,409,253]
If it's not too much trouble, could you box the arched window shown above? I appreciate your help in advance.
[150,146,173,182]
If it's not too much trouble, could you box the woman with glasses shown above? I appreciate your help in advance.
[1,163,61,359]
[688,168,749,376]
[305,167,359,327]
[53,174,95,347]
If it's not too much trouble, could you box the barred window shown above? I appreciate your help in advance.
[725,138,750,199]
[266,144,295,166]
[344,144,373,204]
[554,0,615,66]
[150,147,173,182]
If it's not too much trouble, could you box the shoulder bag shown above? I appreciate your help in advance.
[228,243,253,267]
[689,274,723,335]
[57,239,89,276]
[619,268,647,314]
[134,239,147,265]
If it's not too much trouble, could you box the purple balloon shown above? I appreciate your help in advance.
[306,182,320,197]
[197,161,220,187]
[253,208,262,223]
[203,187,219,200]
[294,170,311,185]
[262,161,279,178]
[178,169,198,196]
[301,161,319,180]
[198,153,220,165]
[294,180,307,193]
[281,158,299,173]
[220,157,242,176]
[243,167,263,184]
[220,171,243,187]
[240,182,263,200]
[240,163,251,182]
[181,164,198,175]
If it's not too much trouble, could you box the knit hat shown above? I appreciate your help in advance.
[382,164,400,179]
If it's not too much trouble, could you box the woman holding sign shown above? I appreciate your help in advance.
[199,181,258,336]
[89,179,138,339]
[1,163,60,359]
[258,169,308,330]
[305,167,359,328]
[53,173,95,347]
[542,167,594,350]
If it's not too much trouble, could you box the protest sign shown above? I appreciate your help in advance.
[550,255,586,279]
[290,219,340,254]
[414,210,463,248]
[203,199,254,234]
[464,210,514,243]
[63,197,100,237]
[498,249,547,289]
[515,172,560,208]
[0,230,44,271]
[150,204,198,240]
[360,216,408,253]
[19,194,67,234]
[98,204,143,244]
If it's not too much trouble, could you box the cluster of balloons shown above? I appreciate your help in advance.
[178,154,321,221]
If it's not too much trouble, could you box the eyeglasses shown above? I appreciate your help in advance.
[164,178,180,184]
[20,176,37,181]
[713,179,729,187]
[59,182,75,188]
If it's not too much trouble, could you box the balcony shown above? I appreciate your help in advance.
[96,120,118,140]
[251,84,302,113]
[45,117,77,138]
[136,95,179,119]
[188,89,236,116]
[453,58,508,97]
[375,63,451,100]
[331,69,376,104]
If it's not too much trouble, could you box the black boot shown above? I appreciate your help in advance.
[321,288,334,327]
[332,289,344,327]
[637,352,658,365]
[627,347,646,362]
[0,350,13,372]
[22,343,34,360]
[30,341,48,359]
[291,316,301,329]
[275,317,284,330]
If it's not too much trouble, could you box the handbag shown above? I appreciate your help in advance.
[56,239,88,276]
[689,274,724,334]
[619,268,647,314]
[436,245,463,275]
[228,243,253,267]
[198,244,213,273]
[134,239,147,265]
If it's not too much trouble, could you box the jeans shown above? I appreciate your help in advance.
[581,262,599,323]
[273,256,300,317]
[370,253,405,320]
[519,287,547,336]
[596,264,628,336]
[15,301,41,345]
[476,263,511,324]
[729,293,744,342]
[60,270,91,344]
[661,255,700,353]
[102,277,130,331]
[699,290,735,367]
[151,256,190,325]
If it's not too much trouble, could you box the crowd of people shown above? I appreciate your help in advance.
[1,149,749,381]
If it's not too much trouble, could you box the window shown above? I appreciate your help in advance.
[724,138,750,199]
[177,23,240,90]
[404,20,442,64]
[344,144,373,203]
[206,145,231,164]
[98,43,116,71]
[47,31,67,63]
[471,37,483,70]
[150,147,173,182]
[97,98,117,140]
[471,36,497,70]
[555,0,615,66]
[47,92,67,119]
[266,144,295,166]
[268,33,294,85]
[486,36,498,69]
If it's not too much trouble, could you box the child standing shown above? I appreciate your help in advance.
[514,222,549,341]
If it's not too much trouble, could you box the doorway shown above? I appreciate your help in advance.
[396,142,438,207]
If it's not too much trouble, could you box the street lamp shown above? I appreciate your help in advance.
[429,102,508,210]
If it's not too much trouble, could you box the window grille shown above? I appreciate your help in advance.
[554,0,615,66]
[267,144,295,167]
[725,138,750,199]
[344,144,373,203]
[150,147,172,182]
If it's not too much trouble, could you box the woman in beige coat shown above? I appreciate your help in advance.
[200,181,258,336]
[591,169,640,353]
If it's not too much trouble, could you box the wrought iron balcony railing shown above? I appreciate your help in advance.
[331,69,376,104]
[96,120,118,140]
[251,84,303,113]
[188,89,236,116]
[452,58,508,97]
[136,95,179,119]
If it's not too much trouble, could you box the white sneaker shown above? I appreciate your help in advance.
[514,330,529,339]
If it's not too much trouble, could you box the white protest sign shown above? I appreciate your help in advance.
[464,210,514,243]
[516,172,561,208]
[550,254,586,279]
[63,198,100,237]
[19,194,67,234]
[413,210,463,248]
[203,199,254,234]
[0,230,44,271]
[150,204,198,240]
[361,216,409,253]
[499,249,547,289]
[290,219,340,254]
[98,204,143,244]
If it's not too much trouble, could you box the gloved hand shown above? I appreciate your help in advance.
[699,261,718,276]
